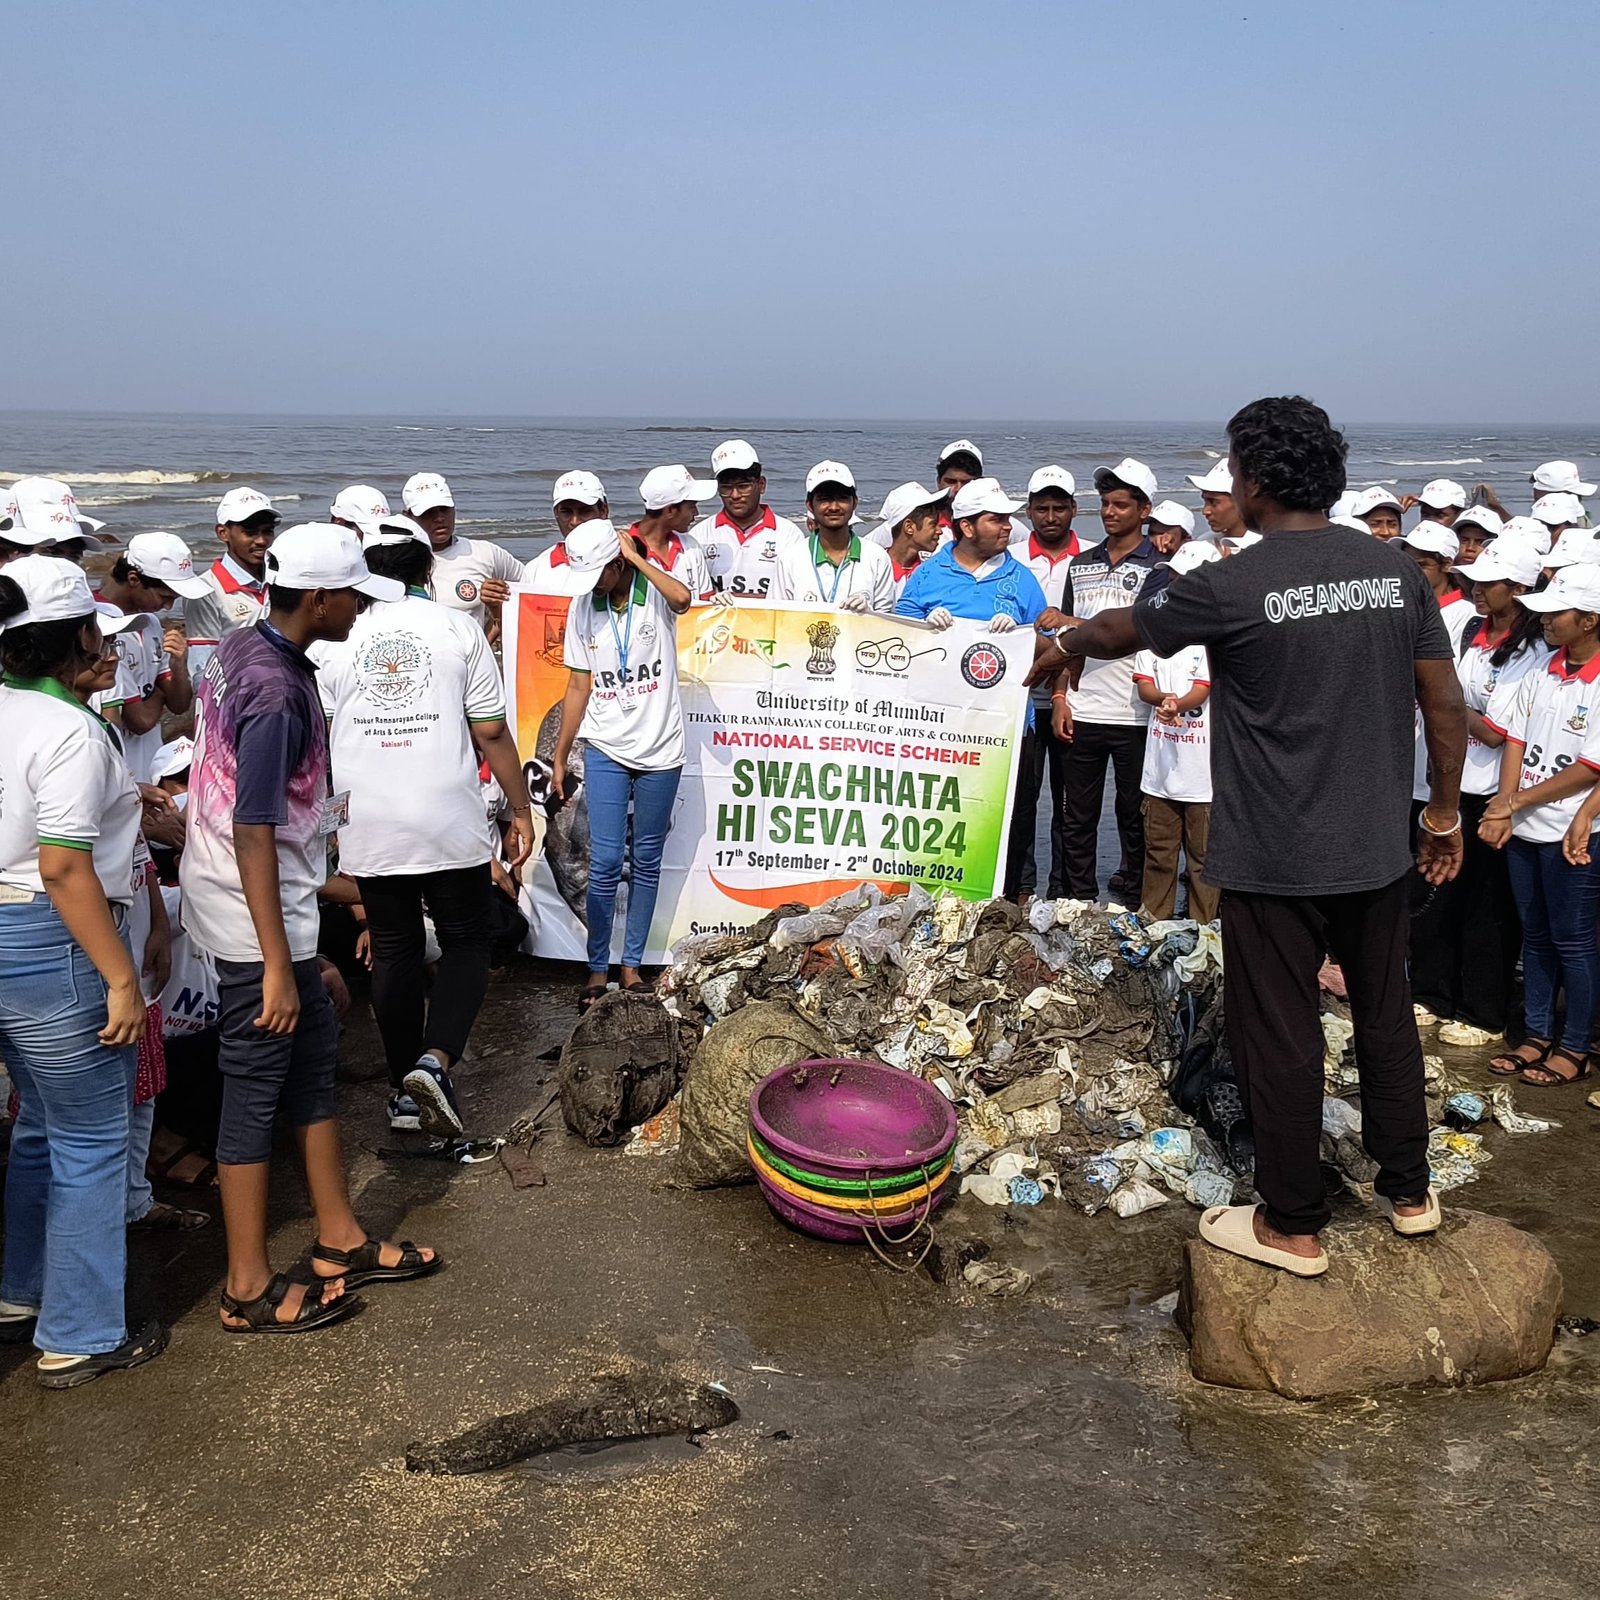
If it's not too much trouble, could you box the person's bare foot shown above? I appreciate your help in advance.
[311,1238,438,1281]
[1252,1210,1324,1260]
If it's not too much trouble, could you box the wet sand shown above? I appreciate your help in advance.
[2,958,1595,1600]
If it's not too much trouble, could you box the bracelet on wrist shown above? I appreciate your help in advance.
[1051,691,1067,701]
[1419,810,1462,837]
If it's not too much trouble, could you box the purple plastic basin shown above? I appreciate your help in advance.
[749,1058,958,1182]
[754,1167,951,1244]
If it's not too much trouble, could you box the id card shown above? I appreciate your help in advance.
[319,790,351,837]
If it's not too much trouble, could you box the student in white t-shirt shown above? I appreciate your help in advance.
[771,462,895,613]
[1479,566,1600,1085]
[630,467,715,602]
[313,516,536,1136]
[549,520,692,1009]
[0,556,168,1383]
[521,471,610,590]
[401,471,524,635]
[874,483,946,599]
[1131,540,1219,922]
[689,441,806,601]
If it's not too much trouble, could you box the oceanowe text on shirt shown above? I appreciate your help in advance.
[1260,575,1405,624]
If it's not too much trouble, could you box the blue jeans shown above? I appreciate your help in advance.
[584,747,682,971]
[1505,835,1600,1056]
[0,897,135,1355]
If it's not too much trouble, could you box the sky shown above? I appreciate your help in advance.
[7,0,1599,424]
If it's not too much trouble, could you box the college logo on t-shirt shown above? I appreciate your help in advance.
[356,632,434,710]
[960,641,1006,689]
[455,578,479,603]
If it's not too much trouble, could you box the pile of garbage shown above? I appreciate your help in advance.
[660,885,1554,1220]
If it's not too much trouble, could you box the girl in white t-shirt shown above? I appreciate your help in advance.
[1479,569,1600,1084]
[550,522,691,1009]
[1410,541,1548,1047]
[1131,643,1216,922]
[0,556,167,1384]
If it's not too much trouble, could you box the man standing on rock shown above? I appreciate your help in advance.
[1038,396,1467,1276]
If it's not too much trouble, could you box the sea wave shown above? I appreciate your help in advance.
[1379,458,1483,467]
[0,468,231,485]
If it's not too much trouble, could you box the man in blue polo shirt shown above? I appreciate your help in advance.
[897,477,1049,631]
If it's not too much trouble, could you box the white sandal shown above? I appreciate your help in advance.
[1376,1187,1441,1236]
[1199,1203,1329,1277]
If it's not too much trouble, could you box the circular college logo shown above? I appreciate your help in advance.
[960,641,1006,689]
[357,631,434,710]
[455,578,479,603]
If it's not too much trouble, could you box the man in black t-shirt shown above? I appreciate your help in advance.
[1039,397,1467,1278]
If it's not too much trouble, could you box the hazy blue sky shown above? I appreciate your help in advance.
[8,0,1598,423]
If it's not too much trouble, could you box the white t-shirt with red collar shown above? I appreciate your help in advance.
[1456,624,1550,796]
[183,554,266,679]
[1009,527,1081,610]
[631,526,714,603]
[1485,646,1600,843]
[689,507,806,601]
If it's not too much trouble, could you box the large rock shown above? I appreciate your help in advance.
[559,991,693,1147]
[675,1000,832,1188]
[1177,1209,1562,1398]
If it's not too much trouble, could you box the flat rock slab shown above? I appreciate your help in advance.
[1176,1209,1562,1398]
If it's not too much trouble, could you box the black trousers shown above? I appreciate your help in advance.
[1221,874,1430,1235]
[1061,722,1147,899]
[1409,792,1522,1032]
[356,864,494,1090]
[1004,713,1071,899]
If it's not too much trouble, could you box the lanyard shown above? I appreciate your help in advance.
[605,594,636,676]
[810,535,853,605]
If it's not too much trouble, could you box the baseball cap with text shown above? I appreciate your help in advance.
[1519,566,1600,614]
[640,465,718,511]
[330,485,393,534]
[126,532,212,599]
[402,472,454,515]
[1027,465,1076,497]
[552,470,606,508]
[1093,458,1158,503]
[216,487,279,526]
[1532,460,1597,498]
[805,461,857,496]
[711,439,761,476]
[263,525,404,600]
[950,478,1025,520]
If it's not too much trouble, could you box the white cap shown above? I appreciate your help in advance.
[1225,532,1264,551]
[711,439,761,476]
[1455,505,1505,537]
[538,518,625,597]
[91,601,144,636]
[8,476,108,542]
[875,482,946,532]
[262,524,404,601]
[1532,492,1585,527]
[1465,541,1544,587]
[1403,521,1460,561]
[640,465,718,511]
[216,486,278,526]
[1330,491,1359,518]
[1519,566,1600,614]
[1532,460,1596,498]
[150,736,196,783]
[1187,460,1234,494]
[0,554,104,630]
[938,438,984,469]
[364,514,432,548]
[126,532,212,599]
[1093,458,1158,503]
[1027,465,1076,497]
[402,472,454,515]
[1502,515,1552,556]
[1418,478,1468,511]
[805,461,857,496]
[1168,541,1222,576]
[950,477,1025,521]
[1542,529,1600,570]
[1332,515,1375,534]
[330,485,393,533]
[1350,485,1403,518]
[1148,500,1196,536]
[551,470,606,508]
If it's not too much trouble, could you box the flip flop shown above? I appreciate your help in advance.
[1199,1203,1329,1277]
[1376,1187,1441,1236]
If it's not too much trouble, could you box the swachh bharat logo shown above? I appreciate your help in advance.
[960,640,1006,689]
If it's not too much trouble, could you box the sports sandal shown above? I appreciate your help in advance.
[1488,1037,1551,1077]
[220,1273,360,1335]
[36,1320,169,1389]
[1199,1203,1329,1277]
[130,1201,211,1231]
[311,1237,442,1290]
[1520,1048,1594,1088]
[1377,1187,1442,1236]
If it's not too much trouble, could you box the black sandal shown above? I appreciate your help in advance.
[220,1273,360,1335]
[1488,1037,1550,1077]
[1521,1048,1594,1088]
[312,1237,442,1290]
[578,980,609,1014]
[36,1319,170,1388]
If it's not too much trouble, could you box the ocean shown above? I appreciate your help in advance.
[2,412,1594,563]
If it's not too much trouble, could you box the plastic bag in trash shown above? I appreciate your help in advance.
[1061,1157,1129,1214]
[1108,1178,1170,1217]
[1489,1085,1560,1135]
[1007,1175,1045,1206]
[1136,1127,1196,1190]
[1321,1096,1363,1140]
[1184,1169,1234,1208]
[768,910,849,951]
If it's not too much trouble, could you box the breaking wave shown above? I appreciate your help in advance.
[1379,458,1483,467]
[0,468,231,485]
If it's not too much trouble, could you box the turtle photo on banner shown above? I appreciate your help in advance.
[504,596,1032,963]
